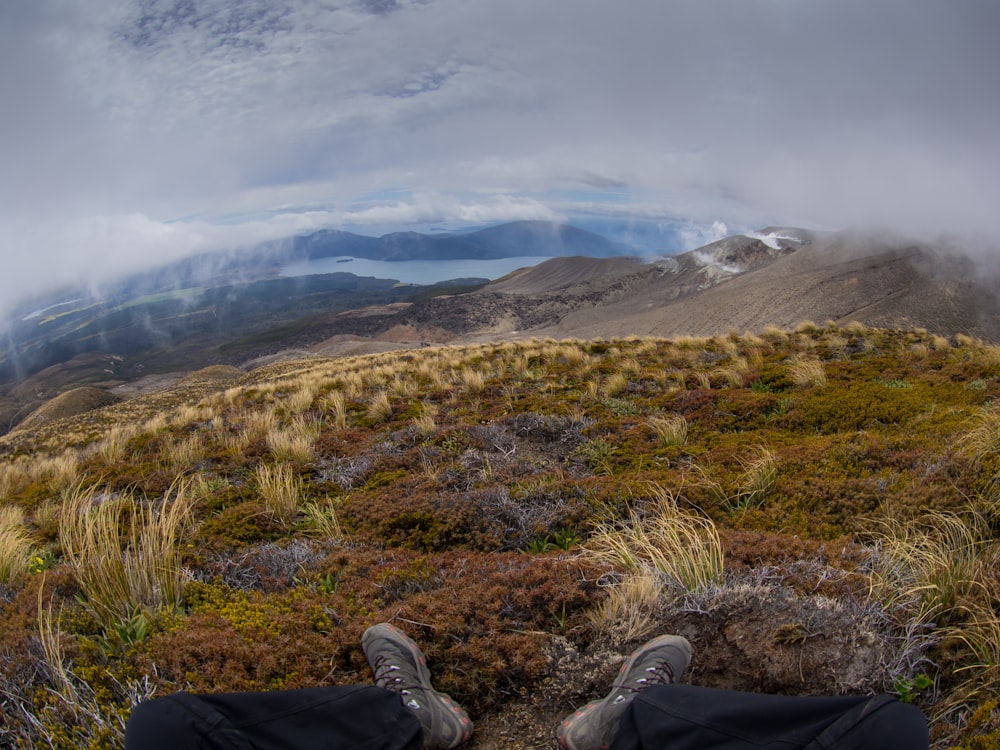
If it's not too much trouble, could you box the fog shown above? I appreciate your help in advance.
[1,0,998,312]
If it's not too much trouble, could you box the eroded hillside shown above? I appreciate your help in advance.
[0,327,999,748]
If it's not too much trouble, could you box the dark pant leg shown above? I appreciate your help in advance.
[611,684,928,750]
[125,684,423,750]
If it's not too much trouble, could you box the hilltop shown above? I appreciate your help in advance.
[0,327,999,747]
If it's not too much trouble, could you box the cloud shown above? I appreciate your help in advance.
[1,0,998,311]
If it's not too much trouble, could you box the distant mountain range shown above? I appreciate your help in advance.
[5,222,1000,436]
[293,221,633,262]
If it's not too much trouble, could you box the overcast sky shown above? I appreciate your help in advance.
[2,0,999,311]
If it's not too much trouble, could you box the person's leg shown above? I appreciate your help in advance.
[556,633,929,750]
[125,684,422,750]
[126,621,474,750]
[556,633,692,750]
[612,684,928,750]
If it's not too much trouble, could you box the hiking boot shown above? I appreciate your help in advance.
[556,634,692,750]
[362,623,473,749]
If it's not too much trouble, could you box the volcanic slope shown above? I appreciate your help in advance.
[478,230,1000,343]
[291,229,1000,350]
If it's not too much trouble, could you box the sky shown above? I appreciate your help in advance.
[2,0,999,312]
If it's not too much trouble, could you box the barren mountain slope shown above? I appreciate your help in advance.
[521,234,1000,342]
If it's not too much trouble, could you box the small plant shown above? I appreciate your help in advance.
[551,527,579,550]
[522,535,555,554]
[892,673,933,704]
[603,397,639,416]
[575,438,619,476]
[28,547,58,574]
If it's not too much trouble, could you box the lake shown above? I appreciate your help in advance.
[279,256,552,285]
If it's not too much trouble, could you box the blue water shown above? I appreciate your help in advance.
[279,256,552,285]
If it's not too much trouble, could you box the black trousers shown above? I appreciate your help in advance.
[125,684,929,750]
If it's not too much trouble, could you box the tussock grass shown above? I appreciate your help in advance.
[585,486,724,592]
[868,510,988,626]
[0,505,33,584]
[976,344,1000,367]
[255,463,304,525]
[732,445,778,511]
[712,356,750,387]
[602,372,629,398]
[267,416,318,463]
[367,390,394,424]
[761,325,789,343]
[95,424,137,464]
[324,390,348,430]
[931,335,951,350]
[789,355,827,388]
[167,433,205,474]
[587,569,662,641]
[958,409,1000,468]
[948,609,1000,714]
[59,483,192,630]
[648,413,688,447]
[459,367,486,393]
[302,497,344,539]
[286,385,317,414]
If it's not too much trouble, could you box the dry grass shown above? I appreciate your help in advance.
[267,416,318,463]
[947,608,1000,715]
[324,390,348,430]
[795,320,819,333]
[587,569,662,641]
[868,510,988,626]
[166,433,205,474]
[958,409,1000,468]
[255,463,304,526]
[788,355,827,388]
[302,497,344,539]
[59,483,192,630]
[0,505,33,584]
[367,390,394,424]
[95,424,137,464]
[602,372,629,398]
[761,325,789,343]
[244,407,279,438]
[648,413,688,447]
[975,343,1000,368]
[585,486,724,592]
[459,367,487,393]
[731,445,778,511]
[712,357,750,387]
[286,385,317,414]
